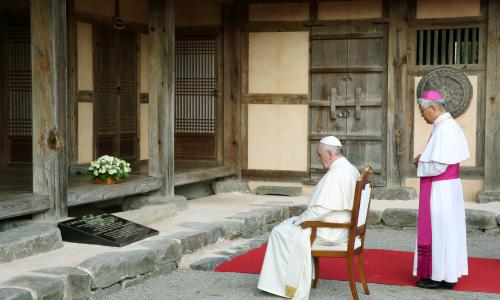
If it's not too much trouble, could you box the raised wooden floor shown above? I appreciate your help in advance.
[0,165,236,220]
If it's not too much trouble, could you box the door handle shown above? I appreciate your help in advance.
[330,88,337,120]
[355,87,362,120]
[337,110,350,118]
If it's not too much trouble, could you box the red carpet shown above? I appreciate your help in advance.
[215,243,500,294]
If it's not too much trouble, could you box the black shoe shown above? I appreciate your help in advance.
[416,279,441,289]
[439,281,456,290]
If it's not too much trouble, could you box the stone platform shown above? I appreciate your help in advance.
[0,193,499,299]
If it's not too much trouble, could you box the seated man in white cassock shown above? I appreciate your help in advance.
[257,136,360,300]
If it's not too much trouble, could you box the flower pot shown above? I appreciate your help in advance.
[92,177,124,184]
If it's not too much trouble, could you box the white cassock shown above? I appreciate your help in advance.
[257,157,360,299]
[413,112,469,282]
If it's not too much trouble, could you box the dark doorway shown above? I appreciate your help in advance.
[94,26,138,162]
[174,35,220,162]
[0,14,31,166]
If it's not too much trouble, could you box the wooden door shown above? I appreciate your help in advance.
[174,36,219,161]
[309,22,387,186]
[94,27,138,162]
[1,22,32,164]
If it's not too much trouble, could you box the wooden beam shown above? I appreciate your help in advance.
[77,90,95,102]
[243,93,308,104]
[386,0,409,187]
[148,0,175,196]
[31,0,69,220]
[241,169,309,182]
[174,165,237,186]
[68,175,162,206]
[75,11,148,33]
[240,0,249,174]
[483,0,500,191]
[0,194,50,220]
[246,21,308,32]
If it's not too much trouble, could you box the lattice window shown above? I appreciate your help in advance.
[175,39,217,134]
[416,27,480,65]
[7,26,32,136]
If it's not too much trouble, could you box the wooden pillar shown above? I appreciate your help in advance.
[386,0,409,187]
[31,0,68,219]
[148,0,175,196]
[67,0,78,166]
[479,0,500,202]
[222,1,242,171]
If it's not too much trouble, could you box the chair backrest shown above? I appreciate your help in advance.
[349,166,373,242]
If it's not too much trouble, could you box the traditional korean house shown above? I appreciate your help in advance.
[0,0,499,223]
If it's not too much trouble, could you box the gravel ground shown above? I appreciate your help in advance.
[94,228,500,300]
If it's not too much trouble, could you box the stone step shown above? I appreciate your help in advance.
[114,203,177,227]
[0,223,63,264]
[255,186,303,197]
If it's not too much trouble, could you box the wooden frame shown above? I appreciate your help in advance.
[174,31,223,163]
[405,0,487,179]
[0,11,32,167]
[300,166,373,300]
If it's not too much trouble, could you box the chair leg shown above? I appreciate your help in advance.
[347,255,359,300]
[312,257,319,288]
[358,253,370,295]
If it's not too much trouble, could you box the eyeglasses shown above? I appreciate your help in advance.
[419,106,432,114]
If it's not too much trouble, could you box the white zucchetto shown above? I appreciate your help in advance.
[319,136,342,148]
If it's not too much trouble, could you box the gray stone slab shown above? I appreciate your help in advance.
[262,206,288,224]
[255,186,302,197]
[0,223,63,263]
[151,262,178,276]
[465,209,498,230]
[34,267,91,300]
[367,210,382,225]
[212,219,244,239]
[497,214,500,226]
[168,231,209,254]
[79,249,156,289]
[381,208,418,227]
[289,205,307,216]
[1,275,64,300]
[114,204,177,227]
[190,256,229,271]
[139,238,182,264]
[0,288,33,300]
[175,181,214,200]
[477,190,500,203]
[228,211,266,238]
[372,187,417,200]
[91,283,121,298]
[179,222,225,244]
[120,273,151,289]
[122,194,187,211]
[212,180,250,194]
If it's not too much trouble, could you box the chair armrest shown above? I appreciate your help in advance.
[299,221,352,229]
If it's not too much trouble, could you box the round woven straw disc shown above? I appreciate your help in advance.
[417,67,473,118]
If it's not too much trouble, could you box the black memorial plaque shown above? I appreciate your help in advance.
[58,213,159,247]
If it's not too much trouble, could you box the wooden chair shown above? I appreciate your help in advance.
[300,166,373,300]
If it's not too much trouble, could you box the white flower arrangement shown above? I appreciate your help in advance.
[87,155,132,182]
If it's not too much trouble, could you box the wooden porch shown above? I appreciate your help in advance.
[0,164,236,220]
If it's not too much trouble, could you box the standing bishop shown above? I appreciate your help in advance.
[257,136,360,299]
[413,89,470,289]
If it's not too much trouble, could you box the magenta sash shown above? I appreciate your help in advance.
[416,163,460,279]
